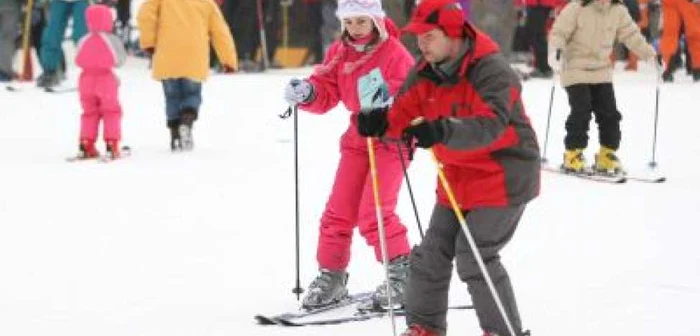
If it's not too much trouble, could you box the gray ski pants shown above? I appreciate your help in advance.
[405,203,526,336]
[0,2,20,77]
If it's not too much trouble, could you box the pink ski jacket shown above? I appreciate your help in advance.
[76,4,126,73]
[299,19,415,122]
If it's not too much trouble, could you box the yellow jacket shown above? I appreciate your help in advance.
[137,0,238,81]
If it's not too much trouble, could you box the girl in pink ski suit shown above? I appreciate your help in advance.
[74,4,127,158]
[283,0,415,309]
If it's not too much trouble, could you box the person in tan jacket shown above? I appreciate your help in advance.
[548,0,658,174]
[137,0,238,151]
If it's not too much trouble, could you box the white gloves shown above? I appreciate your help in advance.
[284,78,314,106]
[548,49,562,73]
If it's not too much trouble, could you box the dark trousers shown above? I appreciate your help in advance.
[306,2,324,64]
[564,83,622,150]
[525,6,552,73]
[222,0,278,62]
[405,204,526,336]
[116,0,131,27]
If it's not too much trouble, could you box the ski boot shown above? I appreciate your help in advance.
[179,107,197,151]
[400,324,438,336]
[74,139,100,160]
[594,146,624,175]
[168,119,181,151]
[662,70,674,83]
[562,149,587,173]
[301,269,349,310]
[105,140,121,159]
[693,69,700,82]
[37,70,61,89]
[359,255,410,312]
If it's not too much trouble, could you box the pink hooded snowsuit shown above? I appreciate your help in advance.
[299,18,415,271]
[75,4,127,143]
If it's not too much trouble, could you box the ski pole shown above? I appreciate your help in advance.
[396,141,424,239]
[414,118,516,336]
[541,49,561,164]
[367,137,397,336]
[255,0,271,70]
[281,105,304,300]
[649,55,662,169]
[19,0,36,81]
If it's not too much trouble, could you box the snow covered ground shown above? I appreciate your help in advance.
[1,56,699,336]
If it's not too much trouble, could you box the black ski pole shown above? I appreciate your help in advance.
[396,141,424,239]
[650,55,662,169]
[281,106,304,300]
[541,49,561,164]
[541,49,561,163]
[255,0,271,71]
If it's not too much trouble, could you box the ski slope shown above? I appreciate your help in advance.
[1,57,698,336]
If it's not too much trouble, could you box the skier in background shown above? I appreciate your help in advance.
[73,4,126,159]
[549,0,658,174]
[137,0,238,151]
[36,0,89,88]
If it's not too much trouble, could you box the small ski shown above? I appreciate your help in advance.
[541,164,627,184]
[271,304,473,327]
[66,146,131,163]
[44,86,77,93]
[5,83,32,92]
[625,175,666,183]
[254,291,374,326]
[99,146,132,163]
[623,170,666,183]
[65,155,100,163]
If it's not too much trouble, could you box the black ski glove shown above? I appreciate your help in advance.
[356,107,389,137]
[402,119,446,148]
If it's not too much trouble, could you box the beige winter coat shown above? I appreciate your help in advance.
[549,0,656,87]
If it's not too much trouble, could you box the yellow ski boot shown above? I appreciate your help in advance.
[594,146,624,175]
[562,149,587,173]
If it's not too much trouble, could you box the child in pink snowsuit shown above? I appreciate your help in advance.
[74,4,127,159]
[283,0,415,310]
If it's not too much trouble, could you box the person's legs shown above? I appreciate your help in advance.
[564,84,594,150]
[455,205,525,336]
[0,4,20,79]
[404,205,460,335]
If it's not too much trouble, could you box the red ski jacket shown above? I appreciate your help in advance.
[385,23,540,209]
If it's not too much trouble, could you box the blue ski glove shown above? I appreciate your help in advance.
[284,78,314,105]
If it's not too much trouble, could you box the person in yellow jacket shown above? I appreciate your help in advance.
[137,0,238,151]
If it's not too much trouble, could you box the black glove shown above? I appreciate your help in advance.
[402,119,445,148]
[356,107,389,137]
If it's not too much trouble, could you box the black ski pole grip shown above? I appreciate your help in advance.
[280,106,293,119]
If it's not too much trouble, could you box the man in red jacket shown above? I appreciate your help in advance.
[356,0,540,335]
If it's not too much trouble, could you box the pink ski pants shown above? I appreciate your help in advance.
[317,125,412,271]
